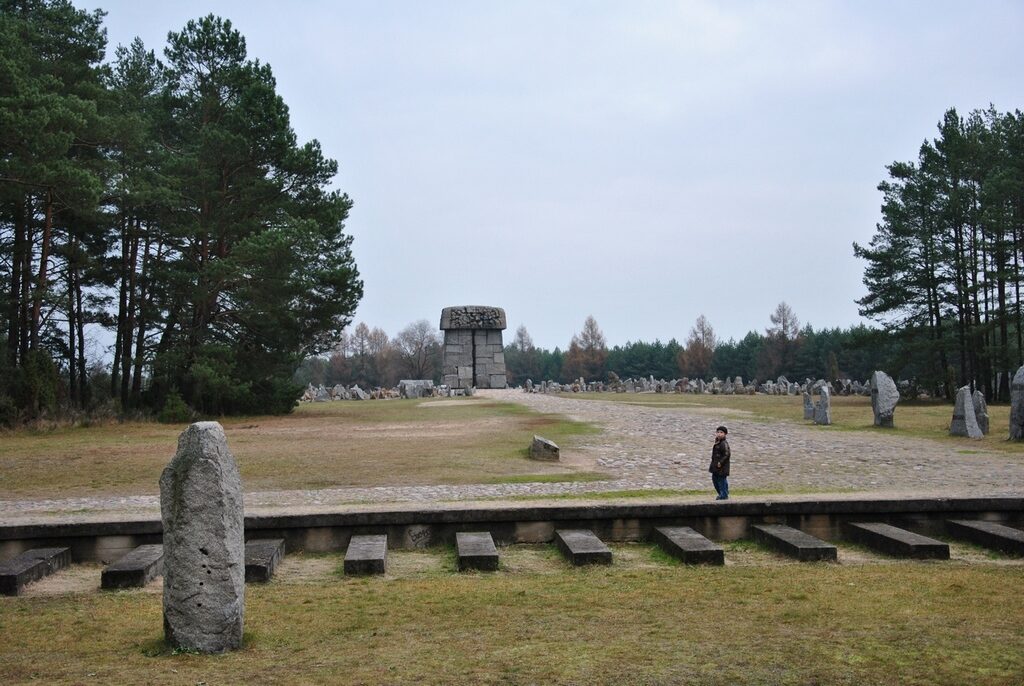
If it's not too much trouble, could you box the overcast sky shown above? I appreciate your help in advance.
[81,1,1023,350]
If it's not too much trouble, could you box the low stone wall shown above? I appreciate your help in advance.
[3,497,1021,561]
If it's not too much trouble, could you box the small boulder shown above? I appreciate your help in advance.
[530,435,560,461]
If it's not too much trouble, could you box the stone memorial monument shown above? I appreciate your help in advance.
[813,386,832,425]
[950,385,983,439]
[1011,365,1024,440]
[869,370,899,427]
[440,306,507,390]
[972,389,989,435]
[160,422,245,653]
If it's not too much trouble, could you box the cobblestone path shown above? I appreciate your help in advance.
[3,389,1023,524]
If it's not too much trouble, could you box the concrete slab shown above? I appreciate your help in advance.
[456,531,499,571]
[344,534,387,575]
[652,526,724,565]
[752,524,837,561]
[101,544,163,589]
[0,547,72,596]
[555,529,612,566]
[245,539,286,582]
[946,520,1024,556]
[843,522,949,559]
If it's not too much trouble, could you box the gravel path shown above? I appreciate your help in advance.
[3,390,1023,524]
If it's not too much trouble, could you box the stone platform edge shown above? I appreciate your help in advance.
[2,496,1022,541]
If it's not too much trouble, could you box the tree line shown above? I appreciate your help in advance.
[504,306,895,388]
[295,320,442,390]
[855,107,1024,400]
[0,2,362,425]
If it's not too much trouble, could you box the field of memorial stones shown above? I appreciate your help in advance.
[3,390,1024,683]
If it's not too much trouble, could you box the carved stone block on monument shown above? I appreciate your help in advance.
[439,306,507,331]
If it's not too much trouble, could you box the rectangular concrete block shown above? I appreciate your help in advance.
[457,366,473,380]
[245,539,286,582]
[752,524,837,561]
[843,522,949,559]
[101,544,164,589]
[486,330,503,345]
[555,529,612,566]
[946,520,1024,556]
[0,547,72,596]
[652,526,724,565]
[345,534,387,575]
[456,532,499,571]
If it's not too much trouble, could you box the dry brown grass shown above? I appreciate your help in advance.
[0,399,600,498]
[1,547,1021,685]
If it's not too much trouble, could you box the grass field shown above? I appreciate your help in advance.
[566,391,1024,454]
[0,399,600,498]
[1,542,1022,685]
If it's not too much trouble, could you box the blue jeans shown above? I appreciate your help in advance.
[712,474,729,499]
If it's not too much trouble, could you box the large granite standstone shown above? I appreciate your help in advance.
[1011,366,1024,440]
[160,422,245,653]
[950,385,983,439]
[870,370,899,427]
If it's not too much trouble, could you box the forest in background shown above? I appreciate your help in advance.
[1,2,362,425]
[3,3,1022,426]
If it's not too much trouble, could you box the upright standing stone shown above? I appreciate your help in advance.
[972,390,989,435]
[813,386,832,425]
[869,370,899,428]
[1011,366,1024,440]
[950,386,983,439]
[160,422,245,653]
[802,391,814,420]
[440,306,507,390]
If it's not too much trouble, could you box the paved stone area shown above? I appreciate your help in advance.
[2,389,1023,524]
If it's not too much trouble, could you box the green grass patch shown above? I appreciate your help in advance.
[3,563,1021,684]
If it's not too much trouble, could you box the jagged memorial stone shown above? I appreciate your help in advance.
[950,386,983,439]
[972,389,989,435]
[1011,366,1024,440]
[160,422,244,653]
[870,370,899,428]
[813,386,832,425]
